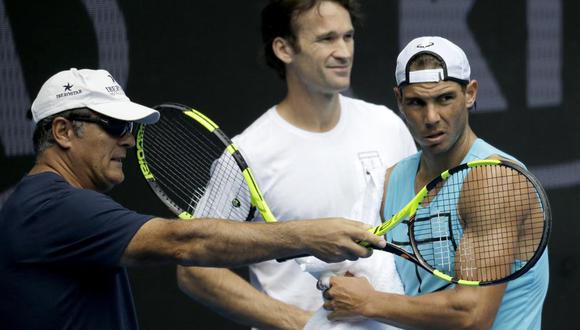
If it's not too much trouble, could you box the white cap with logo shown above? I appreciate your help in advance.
[395,36,471,86]
[31,68,160,124]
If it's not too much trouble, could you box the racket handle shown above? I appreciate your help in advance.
[276,253,309,262]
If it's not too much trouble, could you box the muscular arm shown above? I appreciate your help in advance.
[327,159,514,329]
[325,275,505,329]
[121,217,385,268]
[177,267,311,329]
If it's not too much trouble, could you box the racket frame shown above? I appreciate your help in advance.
[371,159,551,286]
[135,103,276,223]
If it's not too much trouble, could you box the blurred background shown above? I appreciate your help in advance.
[0,0,577,329]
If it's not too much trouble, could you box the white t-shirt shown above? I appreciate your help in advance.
[233,95,416,313]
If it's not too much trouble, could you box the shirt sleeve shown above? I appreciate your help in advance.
[13,188,153,268]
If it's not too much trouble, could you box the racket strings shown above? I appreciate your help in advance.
[148,120,249,219]
[145,118,224,209]
[413,164,547,282]
[146,121,219,205]
[141,112,251,220]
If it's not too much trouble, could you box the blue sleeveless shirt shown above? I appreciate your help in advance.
[383,139,549,329]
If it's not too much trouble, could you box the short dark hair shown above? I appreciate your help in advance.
[261,0,361,79]
[32,108,93,154]
[407,53,445,72]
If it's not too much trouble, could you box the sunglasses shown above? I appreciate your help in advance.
[67,114,134,138]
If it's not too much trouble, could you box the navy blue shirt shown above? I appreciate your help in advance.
[0,172,153,329]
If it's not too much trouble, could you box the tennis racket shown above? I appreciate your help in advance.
[367,158,550,286]
[135,102,276,223]
[281,159,550,286]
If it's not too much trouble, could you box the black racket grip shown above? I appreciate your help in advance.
[276,253,309,262]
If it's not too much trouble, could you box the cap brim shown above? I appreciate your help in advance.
[90,101,160,124]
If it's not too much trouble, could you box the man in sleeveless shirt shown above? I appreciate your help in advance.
[322,36,549,329]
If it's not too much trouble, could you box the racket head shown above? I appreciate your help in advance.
[135,102,274,222]
[408,159,550,286]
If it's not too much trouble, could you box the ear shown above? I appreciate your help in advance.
[393,86,406,119]
[272,37,295,64]
[465,80,478,109]
[51,117,75,149]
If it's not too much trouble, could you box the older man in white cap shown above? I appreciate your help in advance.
[0,68,387,329]
[322,37,549,329]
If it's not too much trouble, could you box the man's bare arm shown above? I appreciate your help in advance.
[177,267,311,329]
[121,217,385,267]
[325,275,504,330]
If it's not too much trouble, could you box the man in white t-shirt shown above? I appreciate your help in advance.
[177,1,416,329]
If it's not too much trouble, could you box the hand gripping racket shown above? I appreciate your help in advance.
[368,158,550,286]
[135,102,276,222]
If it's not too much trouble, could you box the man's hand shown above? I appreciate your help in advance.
[323,274,376,320]
[296,218,386,263]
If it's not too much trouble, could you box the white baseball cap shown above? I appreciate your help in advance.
[395,36,471,86]
[30,68,159,124]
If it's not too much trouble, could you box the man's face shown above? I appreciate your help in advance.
[287,1,354,94]
[395,80,477,156]
[69,116,135,192]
